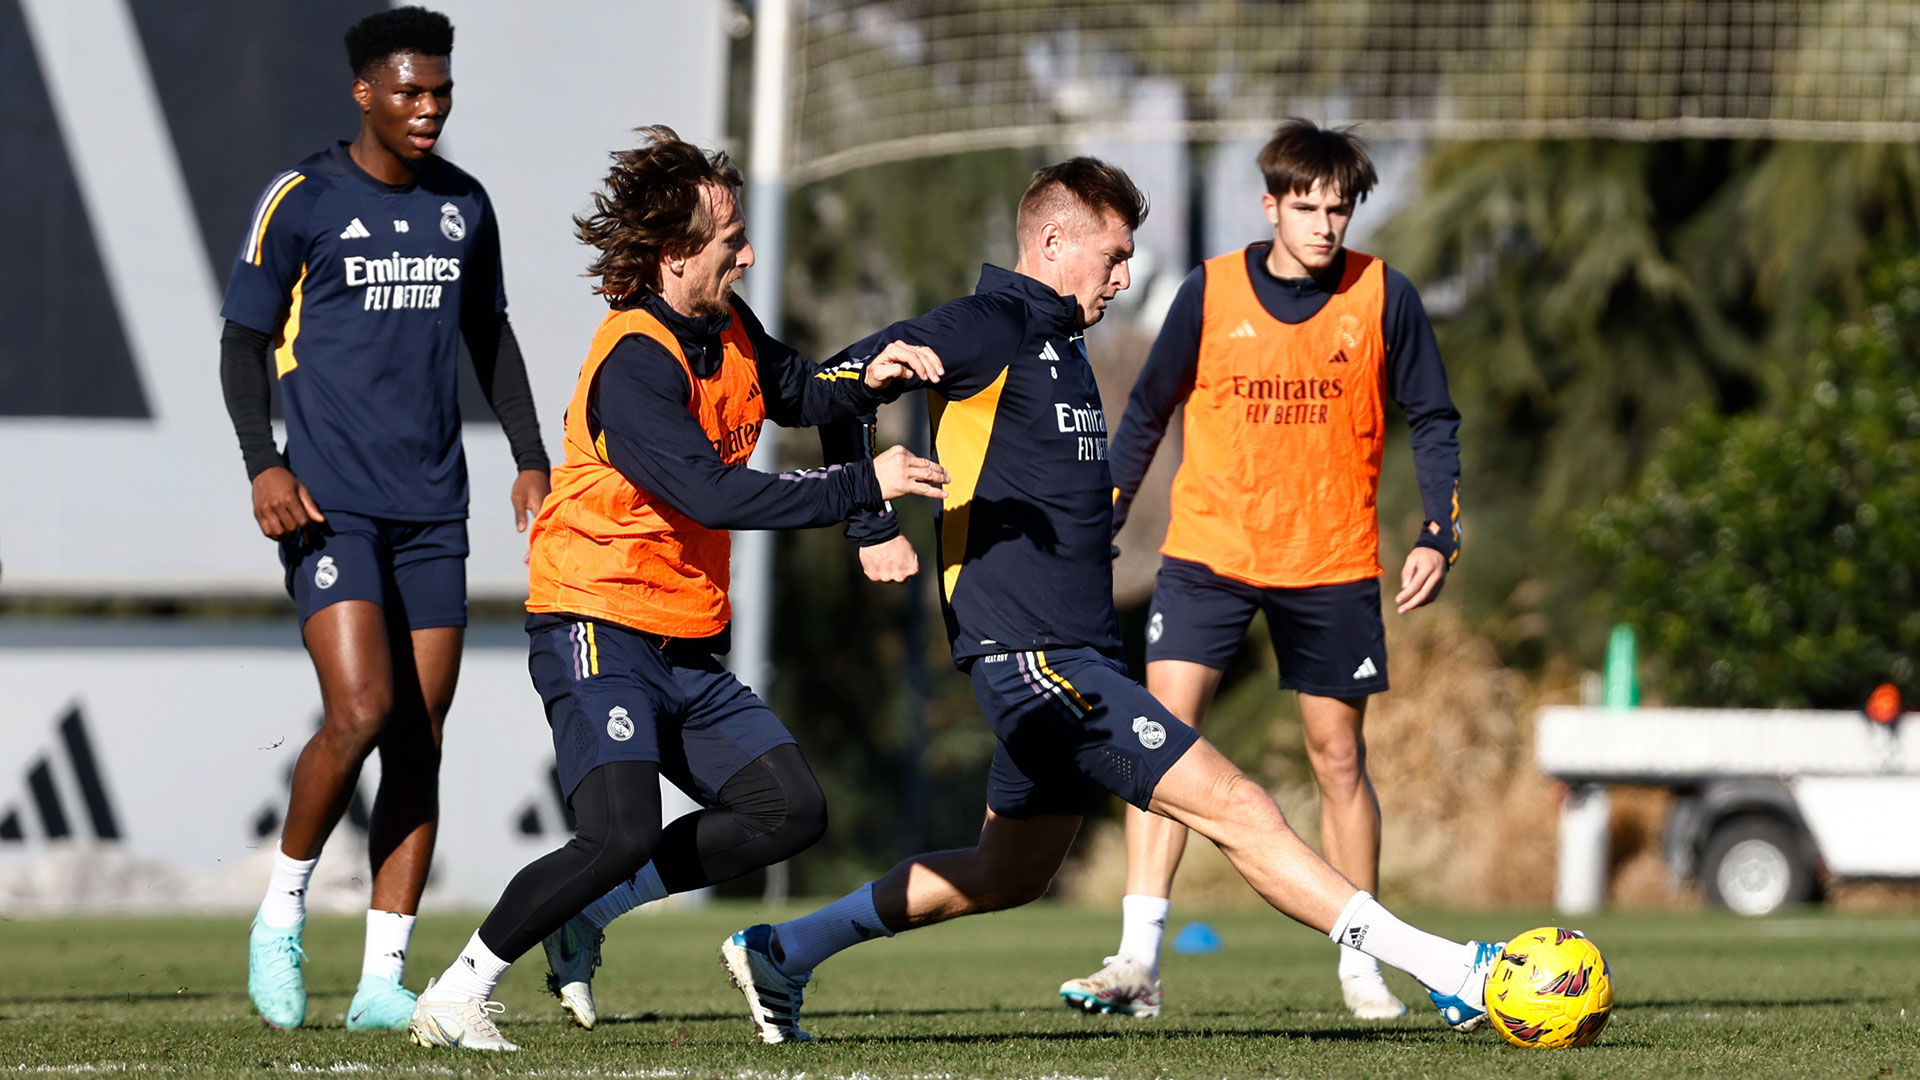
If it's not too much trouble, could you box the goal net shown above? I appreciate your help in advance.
[786,0,1920,182]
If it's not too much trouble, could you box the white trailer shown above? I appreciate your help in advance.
[1535,706,1920,915]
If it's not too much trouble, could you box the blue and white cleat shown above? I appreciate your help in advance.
[1429,939,1505,1032]
[407,979,519,1052]
[543,913,605,1029]
[247,913,307,1030]
[1059,955,1163,1017]
[720,924,814,1043]
[346,972,419,1031]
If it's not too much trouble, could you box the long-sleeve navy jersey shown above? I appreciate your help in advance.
[828,265,1124,666]
[1110,244,1462,561]
[587,292,886,532]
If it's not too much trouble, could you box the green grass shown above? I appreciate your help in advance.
[1,903,1915,1078]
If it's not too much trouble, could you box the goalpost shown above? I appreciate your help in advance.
[782,0,1920,184]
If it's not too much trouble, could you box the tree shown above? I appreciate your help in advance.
[1579,252,1920,707]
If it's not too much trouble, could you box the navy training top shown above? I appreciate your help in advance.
[220,142,507,521]
[829,265,1124,666]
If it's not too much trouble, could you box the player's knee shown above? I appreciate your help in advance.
[318,694,393,754]
[1305,737,1368,797]
[974,852,1058,911]
[596,814,662,872]
[770,775,828,856]
[1216,768,1283,829]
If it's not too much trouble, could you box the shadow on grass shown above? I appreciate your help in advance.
[1628,995,1890,1009]
[0,990,229,1005]
[826,1025,1459,1047]
[594,1004,1006,1026]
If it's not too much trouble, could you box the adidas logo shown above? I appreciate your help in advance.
[513,765,580,838]
[1038,341,1060,362]
[1228,319,1258,339]
[339,217,371,240]
[1329,348,1352,363]
[1,706,123,844]
[1353,657,1379,680]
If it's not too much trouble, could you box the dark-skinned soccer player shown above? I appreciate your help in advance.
[220,6,549,1031]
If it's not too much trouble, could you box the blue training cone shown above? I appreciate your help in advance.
[1171,921,1222,954]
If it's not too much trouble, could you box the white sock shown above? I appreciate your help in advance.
[362,909,416,983]
[429,931,511,1001]
[1339,944,1383,980]
[1328,891,1472,995]
[771,882,894,975]
[258,850,318,929]
[581,861,668,929]
[1116,894,1170,977]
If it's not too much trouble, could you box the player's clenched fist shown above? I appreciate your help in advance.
[251,465,326,540]
[863,341,944,389]
[872,444,948,501]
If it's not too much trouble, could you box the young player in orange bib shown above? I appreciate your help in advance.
[1059,119,1462,1020]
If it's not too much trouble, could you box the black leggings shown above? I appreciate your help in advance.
[478,743,827,961]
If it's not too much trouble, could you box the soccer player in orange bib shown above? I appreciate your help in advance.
[1059,119,1462,1020]
[404,126,948,1052]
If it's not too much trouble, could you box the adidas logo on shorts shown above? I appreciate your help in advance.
[1352,657,1379,679]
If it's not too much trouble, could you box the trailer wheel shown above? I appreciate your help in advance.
[1701,815,1816,916]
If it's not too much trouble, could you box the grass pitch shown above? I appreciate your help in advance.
[0,902,1914,1078]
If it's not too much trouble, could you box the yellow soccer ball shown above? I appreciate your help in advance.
[1483,926,1614,1049]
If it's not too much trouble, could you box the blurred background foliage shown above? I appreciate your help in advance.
[1580,252,1920,708]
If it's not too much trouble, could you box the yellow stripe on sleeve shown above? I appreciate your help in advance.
[586,622,599,675]
[273,264,308,378]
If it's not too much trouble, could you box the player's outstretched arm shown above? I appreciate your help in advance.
[861,341,944,390]
[597,337,941,532]
[871,444,949,502]
[818,414,922,582]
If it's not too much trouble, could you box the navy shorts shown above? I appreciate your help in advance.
[527,618,796,802]
[1144,557,1389,698]
[278,510,468,629]
[970,647,1201,818]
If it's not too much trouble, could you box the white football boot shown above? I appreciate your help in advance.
[1340,973,1408,1019]
[407,979,519,1052]
[1058,955,1163,1017]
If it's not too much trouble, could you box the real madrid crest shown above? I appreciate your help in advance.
[606,705,634,742]
[1131,715,1167,749]
[439,201,466,241]
[314,555,338,590]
